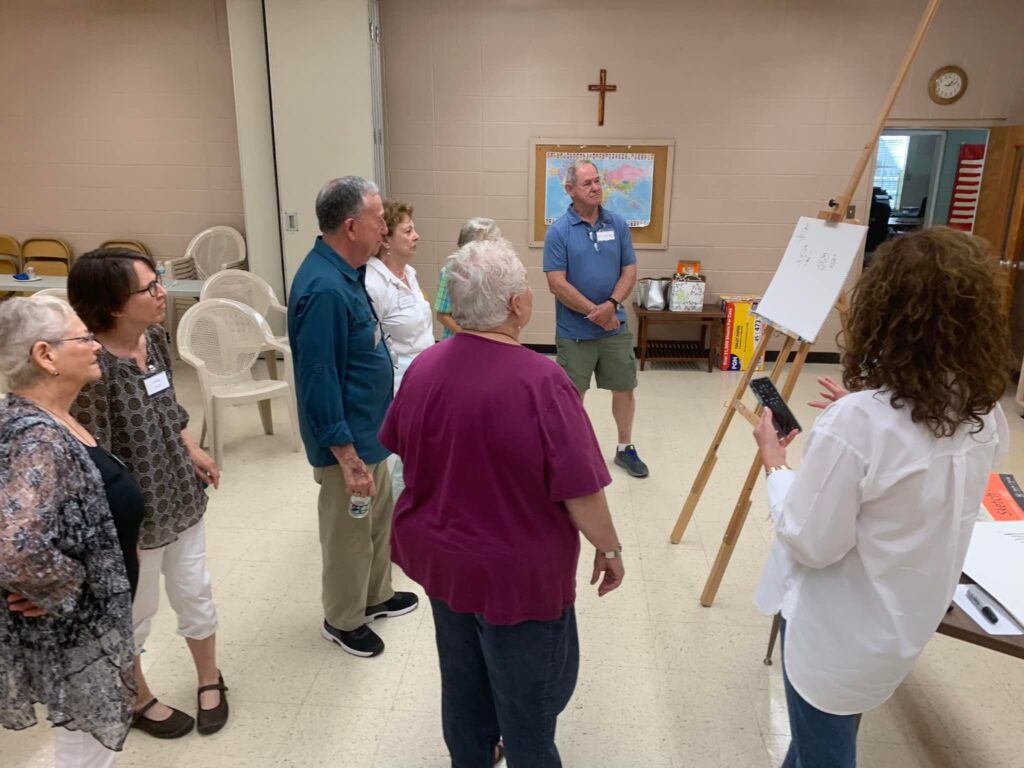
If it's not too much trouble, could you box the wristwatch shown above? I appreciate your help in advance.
[609,297,622,310]
[603,544,623,559]
[764,464,791,478]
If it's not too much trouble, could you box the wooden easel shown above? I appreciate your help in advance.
[669,0,943,608]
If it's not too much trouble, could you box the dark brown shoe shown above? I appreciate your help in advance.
[196,671,230,735]
[132,698,195,739]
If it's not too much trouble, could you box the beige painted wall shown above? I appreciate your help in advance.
[0,0,243,262]
[381,0,1024,349]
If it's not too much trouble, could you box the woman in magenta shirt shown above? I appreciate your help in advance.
[379,237,624,768]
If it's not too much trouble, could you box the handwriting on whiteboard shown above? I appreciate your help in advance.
[794,223,839,271]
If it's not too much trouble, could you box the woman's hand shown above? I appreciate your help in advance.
[809,375,849,410]
[189,445,220,489]
[754,409,799,470]
[7,593,46,618]
[591,551,625,596]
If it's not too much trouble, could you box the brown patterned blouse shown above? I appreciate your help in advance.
[72,326,207,550]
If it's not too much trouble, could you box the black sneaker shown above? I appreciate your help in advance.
[321,620,384,657]
[614,444,649,478]
[366,591,419,621]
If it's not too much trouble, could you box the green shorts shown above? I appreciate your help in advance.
[555,331,638,393]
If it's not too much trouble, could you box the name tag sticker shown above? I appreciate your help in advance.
[143,370,170,397]
[398,294,415,309]
[596,229,616,242]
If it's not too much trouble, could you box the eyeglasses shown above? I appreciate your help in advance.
[45,333,97,346]
[29,333,97,359]
[131,275,163,297]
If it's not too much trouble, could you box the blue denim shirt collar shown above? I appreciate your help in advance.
[312,236,364,283]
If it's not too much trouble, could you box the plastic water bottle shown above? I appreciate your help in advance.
[349,494,372,519]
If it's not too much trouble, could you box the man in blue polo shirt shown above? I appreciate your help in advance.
[288,176,419,658]
[543,159,649,478]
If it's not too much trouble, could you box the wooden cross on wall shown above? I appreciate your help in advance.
[588,69,617,126]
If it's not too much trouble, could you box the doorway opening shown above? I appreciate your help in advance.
[867,128,990,262]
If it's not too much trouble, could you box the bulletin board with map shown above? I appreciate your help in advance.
[529,138,674,249]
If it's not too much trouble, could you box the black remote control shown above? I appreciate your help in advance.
[749,377,802,438]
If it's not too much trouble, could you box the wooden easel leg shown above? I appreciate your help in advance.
[670,326,775,544]
[700,340,812,605]
[764,613,781,666]
[700,450,761,606]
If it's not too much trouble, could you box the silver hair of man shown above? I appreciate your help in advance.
[0,296,77,391]
[456,217,502,248]
[447,237,528,331]
[563,158,599,188]
[315,176,380,234]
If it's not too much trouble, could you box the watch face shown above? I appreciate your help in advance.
[935,72,962,99]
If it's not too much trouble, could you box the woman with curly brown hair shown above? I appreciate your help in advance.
[751,227,1011,768]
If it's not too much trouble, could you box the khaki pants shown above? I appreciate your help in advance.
[313,460,395,631]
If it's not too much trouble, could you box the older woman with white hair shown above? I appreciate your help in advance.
[433,217,502,339]
[380,238,624,767]
[0,297,142,767]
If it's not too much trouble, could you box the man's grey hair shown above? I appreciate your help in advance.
[0,296,76,391]
[315,176,379,233]
[564,158,598,188]
[447,238,528,331]
[456,217,502,248]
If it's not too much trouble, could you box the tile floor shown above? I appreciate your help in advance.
[2,360,1023,768]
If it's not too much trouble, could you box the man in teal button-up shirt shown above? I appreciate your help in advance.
[288,176,420,658]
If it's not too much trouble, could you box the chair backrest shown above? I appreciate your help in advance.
[32,288,69,299]
[186,226,246,279]
[177,298,272,383]
[0,254,18,275]
[23,258,69,277]
[0,234,20,260]
[100,239,151,255]
[200,269,283,318]
[21,238,73,263]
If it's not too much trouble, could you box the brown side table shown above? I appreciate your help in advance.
[634,303,726,372]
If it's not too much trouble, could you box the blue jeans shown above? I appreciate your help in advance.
[780,618,860,768]
[430,598,579,768]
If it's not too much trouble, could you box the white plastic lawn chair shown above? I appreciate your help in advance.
[200,269,290,381]
[176,298,299,467]
[186,226,247,280]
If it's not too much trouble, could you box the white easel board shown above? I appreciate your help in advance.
[754,217,867,342]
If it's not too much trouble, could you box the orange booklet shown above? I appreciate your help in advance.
[982,474,1024,521]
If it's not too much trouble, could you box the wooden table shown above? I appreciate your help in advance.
[634,302,726,372]
[936,575,1024,660]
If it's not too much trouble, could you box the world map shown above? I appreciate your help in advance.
[544,152,655,227]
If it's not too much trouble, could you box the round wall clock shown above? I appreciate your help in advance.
[929,65,967,105]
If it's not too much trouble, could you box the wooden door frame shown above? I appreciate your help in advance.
[975,126,1024,315]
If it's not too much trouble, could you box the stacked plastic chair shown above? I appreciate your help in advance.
[176,298,299,467]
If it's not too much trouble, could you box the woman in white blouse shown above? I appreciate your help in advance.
[364,199,434,498]
[753,227,1010,768]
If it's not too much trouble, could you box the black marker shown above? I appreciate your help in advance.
[965,588,999,625]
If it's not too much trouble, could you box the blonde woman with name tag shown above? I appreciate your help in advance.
[68,248,229,741]
[364,200,434,500]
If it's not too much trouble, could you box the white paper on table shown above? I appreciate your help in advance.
[951,584,1024,636]
[962,521,1024,626]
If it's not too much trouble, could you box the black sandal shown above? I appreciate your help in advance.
[132,698,195,739]
[196,671,230,735]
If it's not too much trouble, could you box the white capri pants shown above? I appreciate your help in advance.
[133,519,218,651]
[54,729,117,768]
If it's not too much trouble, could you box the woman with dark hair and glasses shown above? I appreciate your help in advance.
[0,296,142,767]
[68,248,229,740]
